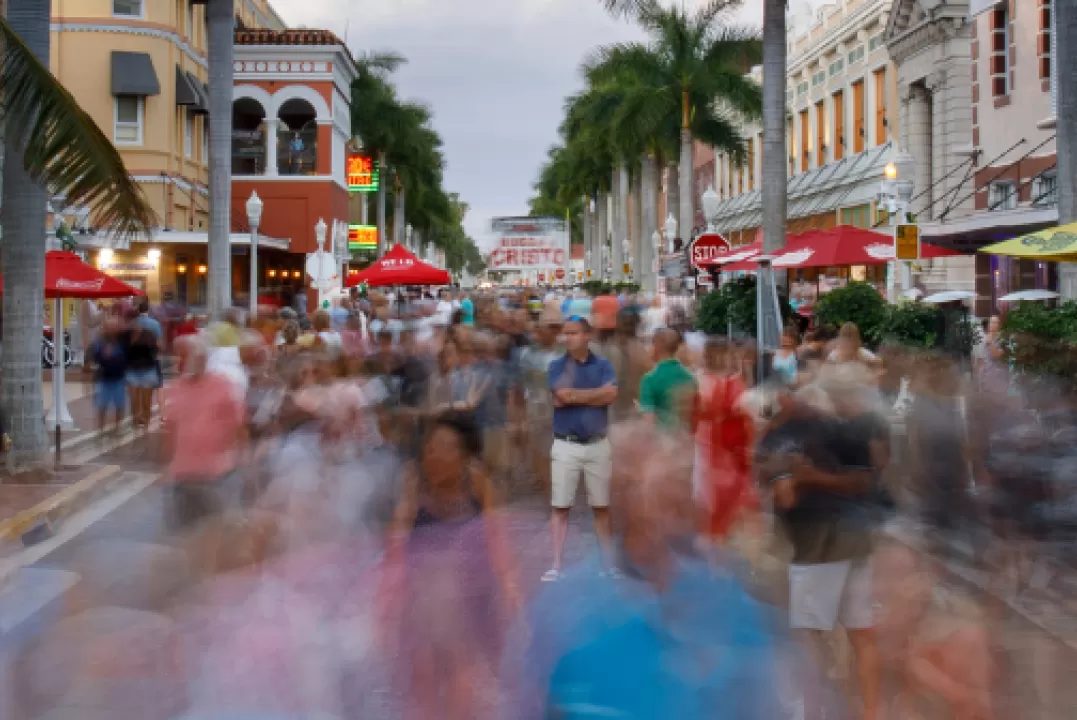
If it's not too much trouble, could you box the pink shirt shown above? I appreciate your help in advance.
[163,373,244,481]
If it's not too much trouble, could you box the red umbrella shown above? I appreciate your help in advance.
[0,250,145,298]
[722,226,959,272]
[345,244,451,287]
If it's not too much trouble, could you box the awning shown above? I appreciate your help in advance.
[174,66,205,111]
[979,220,1077,261]
[143,230,291,251]
[110,51,161,96]
[189,74,210,115]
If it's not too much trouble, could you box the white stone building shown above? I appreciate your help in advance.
[710,0,899,248]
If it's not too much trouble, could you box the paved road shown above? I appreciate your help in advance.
[5,432,1077,718]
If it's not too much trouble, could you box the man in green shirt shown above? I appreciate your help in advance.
[638,328,696,431]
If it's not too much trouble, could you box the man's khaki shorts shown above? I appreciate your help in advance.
[550,438,612,508]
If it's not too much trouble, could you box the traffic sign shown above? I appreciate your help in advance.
[554,267,565,280]
[689,232,731,269]
[587,269,593,277]
[895,224,920,260]
[623,263,631,275]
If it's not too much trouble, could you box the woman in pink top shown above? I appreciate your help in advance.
[161,338,247,531]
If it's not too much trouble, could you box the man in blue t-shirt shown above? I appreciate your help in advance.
[542,315,617,582]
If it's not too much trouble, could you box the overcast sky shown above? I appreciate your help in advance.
[272,0,761,248]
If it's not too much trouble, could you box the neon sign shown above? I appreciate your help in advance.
[346,154,379,193]
[348,224,377,250]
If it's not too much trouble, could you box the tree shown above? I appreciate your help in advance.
[351,52,408,255]
[595,0,762,249]
[206,0,233,315]
[1,0,155,465]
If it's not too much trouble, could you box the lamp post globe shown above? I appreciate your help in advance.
[701,186,719,230]
[246,191,263,317]
[664,214,677,253]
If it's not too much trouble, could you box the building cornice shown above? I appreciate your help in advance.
[788,0,890,76]
[51,21,207,70]
[885,6,970,64]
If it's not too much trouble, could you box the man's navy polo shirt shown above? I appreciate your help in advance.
[548,351,616,440]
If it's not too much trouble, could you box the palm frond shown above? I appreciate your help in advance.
[0,17,156,238]
[693,0,743,28]
[354,50,407,76]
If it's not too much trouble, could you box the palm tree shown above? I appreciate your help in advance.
[1,0,155,466]
[761,0,787,255]
[351,51,407,256]
[592,0,762,252]
[206,0,233,315]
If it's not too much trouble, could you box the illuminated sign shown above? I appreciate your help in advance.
[348,224,378,250]
[346,154,379,193]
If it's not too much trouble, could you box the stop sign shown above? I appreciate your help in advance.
[690,232,731,269]
[554,268,565,280]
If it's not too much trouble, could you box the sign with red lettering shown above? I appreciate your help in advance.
[554,268,565,280]
[487,216,569,271]
[346,154,379,193]
[689,232,731,269]
[348,224,377,249]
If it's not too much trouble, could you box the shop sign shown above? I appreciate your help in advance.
[348,224,377,250]
[487,216,568,271]
[346,154,379,193]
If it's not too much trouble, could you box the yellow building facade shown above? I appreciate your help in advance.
[50,0,285,302]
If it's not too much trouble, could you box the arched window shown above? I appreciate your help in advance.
[232,98,266,175]
[277,98,318,176]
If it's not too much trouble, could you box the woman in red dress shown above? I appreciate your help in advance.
[696,340,758,541]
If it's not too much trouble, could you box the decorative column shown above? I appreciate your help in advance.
[901,84,933,220]
[264,118,278,176]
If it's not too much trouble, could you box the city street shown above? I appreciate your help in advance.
[0,426,1073,718]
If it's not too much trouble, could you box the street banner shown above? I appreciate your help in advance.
[488,216,568,271]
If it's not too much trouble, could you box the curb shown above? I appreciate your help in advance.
[0,464,125,545]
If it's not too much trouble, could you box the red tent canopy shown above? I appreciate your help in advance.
[0,250,145,298]
[721,225,959,272]
[346,244,451,287]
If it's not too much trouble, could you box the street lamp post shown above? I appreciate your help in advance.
[880,149,916,302]
[701,186,720,233]
[664,214,677,255]
[246,190,263,318]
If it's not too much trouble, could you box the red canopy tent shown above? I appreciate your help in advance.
[345,244,451,287]
[721,225,959,272]
[0,251,144,462]
[0,250,145,298]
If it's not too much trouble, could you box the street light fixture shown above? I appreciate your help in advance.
[664,214,677,254]
[246,190,263,317]
[701,186,720,232]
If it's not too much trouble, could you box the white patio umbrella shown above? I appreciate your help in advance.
[922,290,976,304]
[998,289,1060,302]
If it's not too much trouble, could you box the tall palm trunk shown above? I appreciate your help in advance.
[613,165,628,282]
[641,154,658,293]
[678,89,693,251]
[376,151,387,255]
[631,170,643,284]
[665,163,679,252]
[393,181,406,247]
[207,0,234,315]
[1,0,49,464]
[582,195,592,279]
[761,0,787,254]
[1058,0,1077,297]
[596,192,609,280]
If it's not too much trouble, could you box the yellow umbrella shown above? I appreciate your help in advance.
[979,221,1077,261]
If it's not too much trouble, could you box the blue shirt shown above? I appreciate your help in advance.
[548,351,616,439]
[135,313,162,340]
[503,554,799,720]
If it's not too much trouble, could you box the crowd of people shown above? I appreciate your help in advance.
[7,284,1077,719]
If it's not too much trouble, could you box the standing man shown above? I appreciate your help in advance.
[639,328,696,431]
[543,315,617,582]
